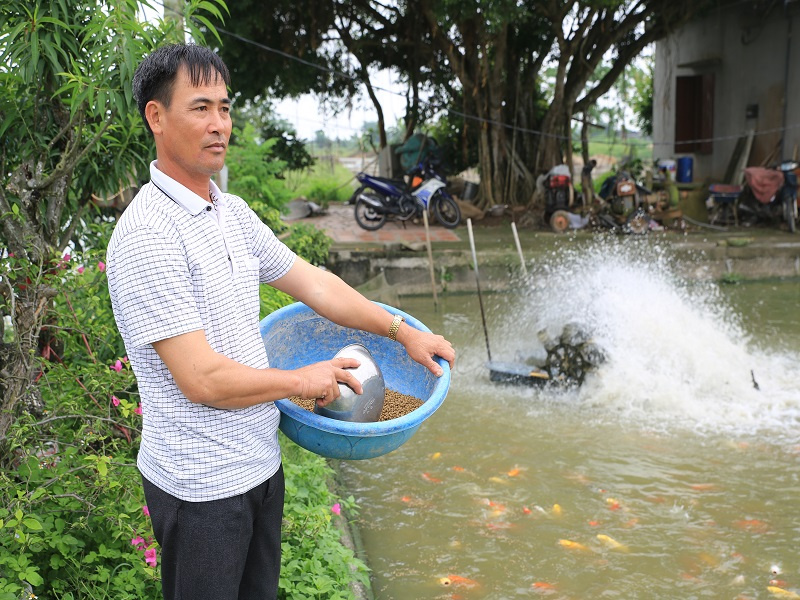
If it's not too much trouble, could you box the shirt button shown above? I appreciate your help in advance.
[206,206,212,211]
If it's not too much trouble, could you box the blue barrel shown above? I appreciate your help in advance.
[677,156,693,183]
[259,301,451,460]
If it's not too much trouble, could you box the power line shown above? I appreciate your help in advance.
[153,0,800,150]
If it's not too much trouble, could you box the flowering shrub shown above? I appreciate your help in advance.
[0,221,368,599]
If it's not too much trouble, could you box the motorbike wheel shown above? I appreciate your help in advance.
[354,194,387,231]
[783,196,797,233]
[431,191,461,228]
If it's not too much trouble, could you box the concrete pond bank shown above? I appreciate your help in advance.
[325,228,800,295]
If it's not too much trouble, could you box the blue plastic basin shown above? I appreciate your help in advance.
[259,302,450,460]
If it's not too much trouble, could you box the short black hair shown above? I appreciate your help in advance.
[132,44,231,135]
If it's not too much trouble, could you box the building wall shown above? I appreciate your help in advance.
[654,5,799,183]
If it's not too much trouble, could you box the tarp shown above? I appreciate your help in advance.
[395,133,440,173]
[744,167,785,204]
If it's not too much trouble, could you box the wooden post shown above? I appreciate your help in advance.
[467,219,492,362]
[422,210,438,309]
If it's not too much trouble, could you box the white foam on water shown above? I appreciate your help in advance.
[498,237,800,439]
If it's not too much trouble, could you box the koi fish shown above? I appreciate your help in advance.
[596,534,629,552]
[532,581,556,590]
[558,539,591,553]
[488,476,507,484]
[439,575,479,588]
[522,506,532,515]
[733,519,769,533]
[452,466,465,472]
[690,483,719,491]
[431,452,441,460]
[422,472,442,483]
[551,504,562,517]
[507,467,521,477]
[486,521,513,531]
[606,497,622,510]
[767,586,800,599]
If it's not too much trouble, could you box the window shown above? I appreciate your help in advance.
[675,74,714,154]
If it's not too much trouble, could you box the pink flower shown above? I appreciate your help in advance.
[134,404,143,416]
[77,266,84,274]
[142,505,150,517]
[97,261,106,272]
[144,547,157,567]
[111,395,120,407]
[110,360,123,372]
[63,253,71,261]
[131,536,145,549]
[331,503,341,516]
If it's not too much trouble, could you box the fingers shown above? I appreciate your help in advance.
[298,358,364,402]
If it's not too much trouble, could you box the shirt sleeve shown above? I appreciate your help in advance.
[108,226,205,349]
[238,198,297,283]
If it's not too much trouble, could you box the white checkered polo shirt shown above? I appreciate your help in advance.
[106,162,296,501]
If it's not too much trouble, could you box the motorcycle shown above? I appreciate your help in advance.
[350,157,462,231]
[595,170,653,234]
[739,162,799,233]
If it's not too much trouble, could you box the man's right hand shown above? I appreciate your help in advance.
[295,357,363,406]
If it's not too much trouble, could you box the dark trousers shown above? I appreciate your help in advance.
[142,466,285,600]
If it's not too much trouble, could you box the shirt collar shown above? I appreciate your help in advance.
[150,160,225,216]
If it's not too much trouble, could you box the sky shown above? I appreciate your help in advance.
[272,70,406,141]
[140,2,400,142]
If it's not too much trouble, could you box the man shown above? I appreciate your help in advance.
[106,44,455,600]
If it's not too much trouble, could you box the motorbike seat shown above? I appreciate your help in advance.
[368,174,408,187]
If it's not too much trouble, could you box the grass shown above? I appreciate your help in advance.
[283,159,358,206]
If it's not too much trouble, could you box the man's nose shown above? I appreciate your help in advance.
[207,109,228,134]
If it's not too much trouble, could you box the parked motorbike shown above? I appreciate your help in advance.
[595,170,652,234]
[350,157,462,230]
[739,162,799,233]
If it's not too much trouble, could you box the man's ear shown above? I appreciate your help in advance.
[145,100,163,136]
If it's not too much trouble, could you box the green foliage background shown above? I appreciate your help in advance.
[0,217,366,599]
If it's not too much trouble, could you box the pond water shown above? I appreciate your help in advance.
[336,239,800,600]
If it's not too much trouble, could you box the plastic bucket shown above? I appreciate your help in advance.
[657,159,677,177]
[259,302,450,460]
[677,157,693,183]
[462,181,479,201]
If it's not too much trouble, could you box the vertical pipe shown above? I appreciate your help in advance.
[781,2,793,161]
[467,219,492,362]
[510,222,527,275]
[422,210,438,309]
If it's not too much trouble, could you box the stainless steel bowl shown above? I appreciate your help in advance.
[314,344,385,422]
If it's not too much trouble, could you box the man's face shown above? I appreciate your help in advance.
[147,66,231,181]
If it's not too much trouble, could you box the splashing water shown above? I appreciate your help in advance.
[495,237,800,439]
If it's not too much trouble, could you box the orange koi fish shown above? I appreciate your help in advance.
[439,575,480,588]
[733,519,769,533]
[596,534,629,552]
[452,466,466,472]
[767,586,800,599]
[532,581,556,590]
[422,472,442,483]
[507,467,521,477]
[558,539,591,553]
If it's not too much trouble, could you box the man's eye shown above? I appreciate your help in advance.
[196,106,207,111]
